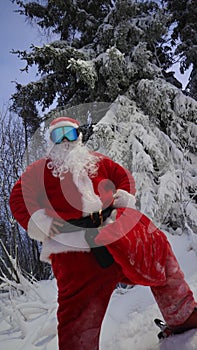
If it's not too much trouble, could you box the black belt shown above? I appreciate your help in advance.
[58,206,114,232]
[59,206,114,268]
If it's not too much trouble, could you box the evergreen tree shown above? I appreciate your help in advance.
[88,81,197,237]
[11,0,171,127]
[163,0,197,100]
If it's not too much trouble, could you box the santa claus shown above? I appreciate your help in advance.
[10,117,197,349]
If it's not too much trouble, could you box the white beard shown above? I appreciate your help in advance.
[47,138,99,179]
[46,139,103,214]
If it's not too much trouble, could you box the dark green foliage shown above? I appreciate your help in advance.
[12,0,112,44]
[11,0,171,128]
[163,0,197,99]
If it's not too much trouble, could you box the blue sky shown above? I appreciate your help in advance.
[0,1,42,106]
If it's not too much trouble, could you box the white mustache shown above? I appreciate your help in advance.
[46,140,99,180]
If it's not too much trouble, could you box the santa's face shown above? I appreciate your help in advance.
[46,134,99,180]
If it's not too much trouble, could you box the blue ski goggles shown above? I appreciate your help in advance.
[50,126,80,144]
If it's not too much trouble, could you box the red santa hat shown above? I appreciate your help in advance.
[49,117,80,132]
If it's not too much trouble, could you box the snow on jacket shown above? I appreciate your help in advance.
[9,152,136,261]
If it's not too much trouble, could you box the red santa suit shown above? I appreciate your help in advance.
[9,117,196,349]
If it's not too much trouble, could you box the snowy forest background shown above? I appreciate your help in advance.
[0,0,196,348]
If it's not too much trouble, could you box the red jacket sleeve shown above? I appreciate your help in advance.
[9,159,46,230]
[101,156,136,195]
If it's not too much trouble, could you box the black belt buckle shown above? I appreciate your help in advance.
[90,209,103,226]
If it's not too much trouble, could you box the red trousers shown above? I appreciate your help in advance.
[51,251,124,350]
[51,210,196,350]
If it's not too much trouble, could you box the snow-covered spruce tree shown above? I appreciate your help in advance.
[11,0,171,126]
[162,0,197,100]
[88,84,197,246]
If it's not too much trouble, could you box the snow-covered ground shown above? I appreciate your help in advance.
[0,231,196,350]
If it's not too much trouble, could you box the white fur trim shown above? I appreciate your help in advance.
[72,172,103,216]
[113,189,136,209]
[49,120,79,132]
[27,209,53,242]
[40,231,91,262]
